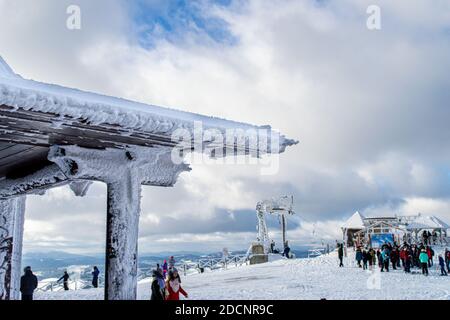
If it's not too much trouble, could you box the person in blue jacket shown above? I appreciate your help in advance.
[438,255,447,276]
[57,271,70,290]
[338,244,344,267]
[362,249,369,270]
[419,249,429,276]
[92,266,100,288]
[20,266,38,301]
[355,247,363,268]
[381,248,390,272]
[283,242,291,259]
[446,249,450,272]
[151,270,166,300]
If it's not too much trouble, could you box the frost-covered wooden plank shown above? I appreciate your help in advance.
[0,56,297,154]
[0,197,25,300]
[0,164,68,199]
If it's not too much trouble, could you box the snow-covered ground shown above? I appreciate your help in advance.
[35,249,450,300]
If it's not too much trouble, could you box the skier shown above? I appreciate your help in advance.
[422,231,428,245]
[438,255,447,276]
[368,248,375,270]
[445,248,450,272]
[412,245,420,268]
[419,249,429,276]
[400,247,407,270]
[170,267,183,284]
[381,248,390,272]
[338,243,344,267]
[20,266,38,301]
[168,256,176,270]
[355,247,363,268]
[395,245,401,268]
[390,247,398,270]
[92,266,100,288]
[426,246,434,267]
[57,271,70,290]
[156,267,166,297]
[151,270,164,300]
[162,260,168,278]
[283,242,291,259]
[165,269,188,300]
[404,253,412,273]
[376,249,382,269]
[432,231,438,245]
[270,240,275,253]
[362,249,368,270]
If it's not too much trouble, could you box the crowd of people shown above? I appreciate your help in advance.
[20,257,187,301]
[19,265,101,300]
[338,242,450,277]
[151,255,188,301]
[269,240,293,259]
[19,255,187,301]
[421,230,444,246]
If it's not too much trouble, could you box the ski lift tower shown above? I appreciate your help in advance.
[255,195,295,252]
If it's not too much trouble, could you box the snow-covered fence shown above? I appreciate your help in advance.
[178,254,249,275]
[307,248,326,258]
[35,278,96,293]
[202,254,248,270]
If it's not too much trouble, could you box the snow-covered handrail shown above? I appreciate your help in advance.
[307,248,326,258]
[181,254,249,274]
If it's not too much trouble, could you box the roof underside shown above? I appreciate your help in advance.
[0,104,260,180]
[0,141,48,180]
[0,103,180,180]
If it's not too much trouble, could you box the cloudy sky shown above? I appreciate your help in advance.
[1,0,450,255]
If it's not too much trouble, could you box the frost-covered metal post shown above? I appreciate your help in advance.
[48,145,189,300]
[0,197,26,300]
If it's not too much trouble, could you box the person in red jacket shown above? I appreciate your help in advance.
[399,248,406,270]
[165,269,188,300]
[426,246,434,267]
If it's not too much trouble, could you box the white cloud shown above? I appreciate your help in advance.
[398,197,450,220]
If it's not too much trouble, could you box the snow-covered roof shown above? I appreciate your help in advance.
[363,212,397,219]
[342,211,366,229]
[0,56,21,79]
[406,215,450,230]
[0,56,297,153]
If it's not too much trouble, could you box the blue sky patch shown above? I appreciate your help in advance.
[127,0,238,48]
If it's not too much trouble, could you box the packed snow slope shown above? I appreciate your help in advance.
[35,250,450,300]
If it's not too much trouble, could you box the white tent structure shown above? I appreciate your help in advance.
[342,211,365,229]
[341,211,365,247]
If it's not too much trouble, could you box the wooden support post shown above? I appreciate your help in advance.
[105,171,141,301]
